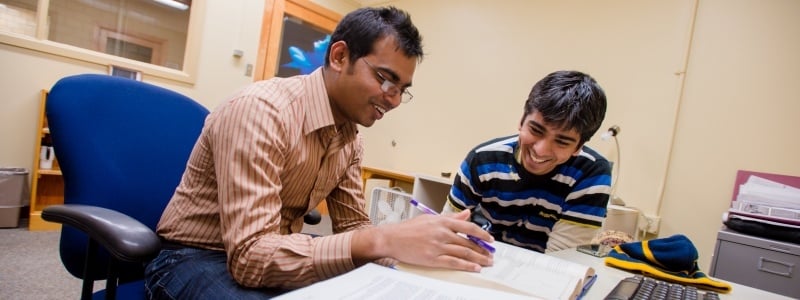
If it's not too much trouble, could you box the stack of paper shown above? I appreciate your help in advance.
[728,174,800,227]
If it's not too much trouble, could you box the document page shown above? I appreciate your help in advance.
[397,241,594,300]
[485,241,592,280]
[274,263,538,300]
[473,242,587,299]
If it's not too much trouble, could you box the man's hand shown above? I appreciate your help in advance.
[352,210,494,272]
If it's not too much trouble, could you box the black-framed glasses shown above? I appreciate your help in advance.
[362,58,413,103]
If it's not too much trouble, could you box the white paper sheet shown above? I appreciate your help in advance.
[274,263,538,300]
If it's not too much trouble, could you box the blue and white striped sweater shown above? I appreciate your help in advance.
[448,134,611,252]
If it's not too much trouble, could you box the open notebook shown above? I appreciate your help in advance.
[277,241,595,300]
[274,263,536,300]
[397,241,596,300]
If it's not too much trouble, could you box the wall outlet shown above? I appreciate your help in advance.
[638,214,661,234]
[245,63,253,77]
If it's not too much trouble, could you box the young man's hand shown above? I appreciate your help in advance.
[352,210,494,272]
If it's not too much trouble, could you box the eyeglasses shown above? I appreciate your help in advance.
[362,58,413,103]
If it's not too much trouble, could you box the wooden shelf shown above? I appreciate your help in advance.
[29,90,63,231]
[37,169,62,176]
[361,166,415,190]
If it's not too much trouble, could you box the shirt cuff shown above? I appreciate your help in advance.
[312,230,357,280]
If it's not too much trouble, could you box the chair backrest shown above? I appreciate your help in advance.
[46,74,209,280]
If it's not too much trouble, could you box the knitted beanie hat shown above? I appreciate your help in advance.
[604,234,732,293]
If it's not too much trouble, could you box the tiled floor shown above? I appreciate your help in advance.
[0,220,85,300]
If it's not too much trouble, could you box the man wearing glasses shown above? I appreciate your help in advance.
[146,6,494,299]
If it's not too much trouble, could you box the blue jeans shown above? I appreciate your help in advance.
[144,247,289,299]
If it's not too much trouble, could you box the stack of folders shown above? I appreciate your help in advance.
[727,173,800,229]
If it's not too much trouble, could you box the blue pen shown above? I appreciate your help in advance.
[578,274,598,299]
[409,199,496,253]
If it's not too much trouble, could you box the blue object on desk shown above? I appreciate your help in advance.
[578,274,598,299]
[409,199,496,253]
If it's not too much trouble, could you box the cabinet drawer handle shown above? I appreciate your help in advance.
[758,257,794,278]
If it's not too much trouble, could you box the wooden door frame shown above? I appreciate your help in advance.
[254,0,341,81]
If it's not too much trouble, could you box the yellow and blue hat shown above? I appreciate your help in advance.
[604,234,732,293]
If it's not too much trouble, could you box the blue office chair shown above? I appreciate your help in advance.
[41,74,210,300]
[41,74,323,300]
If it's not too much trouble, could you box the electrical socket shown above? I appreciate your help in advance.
[638,214,661,234]
[245,64,253,77]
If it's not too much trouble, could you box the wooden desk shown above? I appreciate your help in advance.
[548,249,793,299]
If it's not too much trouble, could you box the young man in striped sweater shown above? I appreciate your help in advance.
[443,70,611,253]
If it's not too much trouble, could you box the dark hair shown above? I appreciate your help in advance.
[522,70,607,144]
[325,6,424,66]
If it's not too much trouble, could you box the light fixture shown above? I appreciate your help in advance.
[601,125,622,203]
[600,125,620,141]
[598,124,642,240]
[152,0,188,10]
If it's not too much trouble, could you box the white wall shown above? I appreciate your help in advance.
[356,0,800,270]
[659,0,800,267]
[360,0,693,246]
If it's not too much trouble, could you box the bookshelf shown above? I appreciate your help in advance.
[28,90,63,231]
[410,174,452,215]
[361,166,415,191]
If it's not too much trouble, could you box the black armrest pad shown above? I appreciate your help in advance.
[42,204,161,262]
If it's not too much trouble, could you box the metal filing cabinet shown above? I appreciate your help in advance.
[710,227,799,298]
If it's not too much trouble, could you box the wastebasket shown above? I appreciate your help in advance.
[0,168,29,228]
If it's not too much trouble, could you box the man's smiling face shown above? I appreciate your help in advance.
[517,111,582,175]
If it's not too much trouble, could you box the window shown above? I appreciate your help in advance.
[98,28,163,65]
[0,0,203,83]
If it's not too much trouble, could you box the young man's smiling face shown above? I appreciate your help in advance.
[327,35,416,128]
[517,111,582,175]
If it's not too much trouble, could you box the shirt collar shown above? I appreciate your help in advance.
[302,68,358,141]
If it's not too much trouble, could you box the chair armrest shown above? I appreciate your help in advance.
[42,204,161,263]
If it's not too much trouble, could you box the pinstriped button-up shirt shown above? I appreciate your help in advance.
[156,68,374,289]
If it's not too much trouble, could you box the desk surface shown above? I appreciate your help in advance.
[548,249,792,299]
[278,247,791,299]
